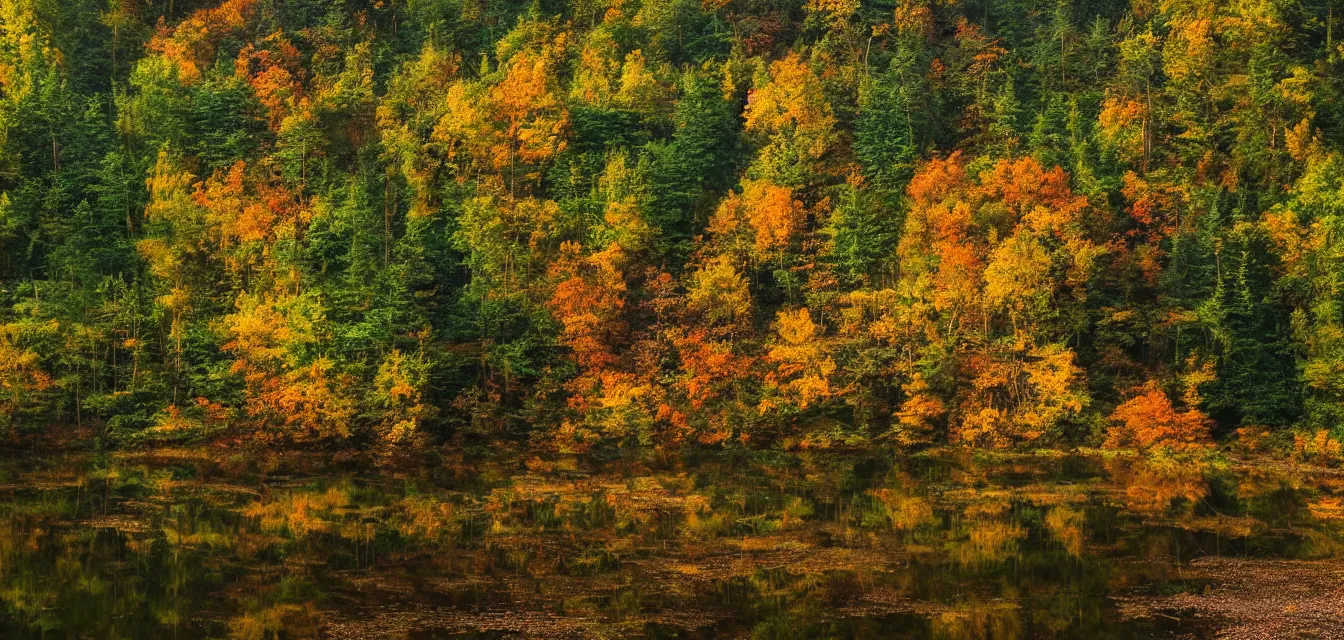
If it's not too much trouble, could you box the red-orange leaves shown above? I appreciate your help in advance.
[235,35,306,131]
[901,153,1103,334]
[673,327,754,412]
[191,161,306,268]
[1104,383,1212,451]
[0,324,55,432]
[548,242,627,373]
[976,156,1088,233]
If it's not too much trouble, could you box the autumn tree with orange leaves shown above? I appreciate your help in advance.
[0,0,1334,456]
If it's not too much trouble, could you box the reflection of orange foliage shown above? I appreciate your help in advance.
[1308,497,1344,521]
[1104,383,1211,451]
[229,602,321,640]
[1045,507,1086,557]
[954,519,1025,565]
[1108,458,1209,516]
[243,487,350,538]
[869,486,934,531]
[398,495,458,540]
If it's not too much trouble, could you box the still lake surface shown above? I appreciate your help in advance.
[0,447,1340,639]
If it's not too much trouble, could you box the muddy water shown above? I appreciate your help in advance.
[0,448,1339,639]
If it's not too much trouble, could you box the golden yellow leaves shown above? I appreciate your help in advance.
[571,29,621,106]
[141,151,308,283]
[1162,16,1215,85]
[491,51,568,169]
[983,233,1051,315]
[955,344,1088,448]
[372,350,430,445]
[891,374,945,446]
[1294,429,1343,464]
[1016,344,1088,435]
[901,153,1102,338]
[571,32,671,116]
[426,19,573,194]
[223,294,354,442]
[1098,97,1149,166]
[142,150,197,230]
[805,0,859,28]
[761,308,836,413]
[745,53,836,161]
[891,0,936,38]
[686,256,751,324]
[615,50,671,115]
[243,486,351,538]
[890,154,1105,447]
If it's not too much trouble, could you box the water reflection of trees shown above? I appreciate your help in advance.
[0,451,1338,638]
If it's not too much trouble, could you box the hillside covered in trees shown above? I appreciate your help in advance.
[2,0,1344,459]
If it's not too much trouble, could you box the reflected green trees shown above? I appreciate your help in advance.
[0,450,1339,638]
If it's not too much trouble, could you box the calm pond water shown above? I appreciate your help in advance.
[0,448,1340,639]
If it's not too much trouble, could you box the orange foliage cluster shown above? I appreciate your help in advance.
[1105,384,1212,451]
[17,0,1335,458]
[0,325,55,431]
[148,0,258,84]
[236,35,307,131]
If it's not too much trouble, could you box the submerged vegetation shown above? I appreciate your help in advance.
[3,2,1344,459]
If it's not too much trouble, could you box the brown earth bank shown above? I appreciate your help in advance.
[1115,556,1344,640]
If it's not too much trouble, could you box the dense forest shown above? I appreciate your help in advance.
[1,0,1343,460]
